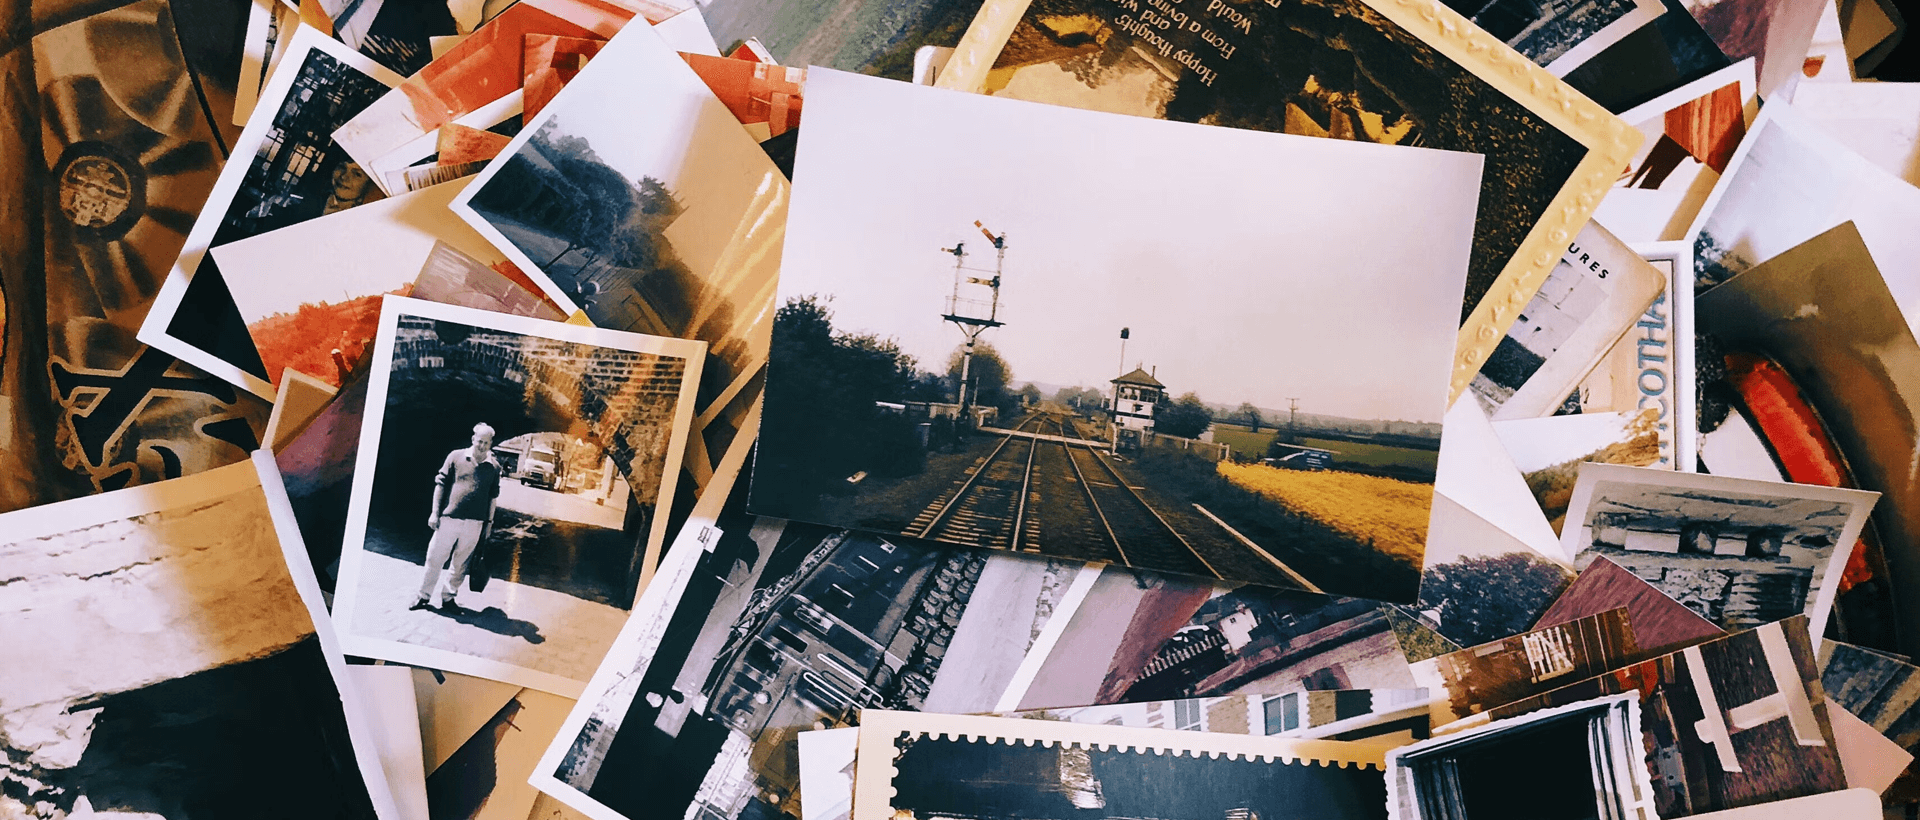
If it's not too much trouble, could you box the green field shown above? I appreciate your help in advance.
[1210,424,1438,471]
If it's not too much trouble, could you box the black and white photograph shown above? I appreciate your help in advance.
[0,455,400,819]
[1821,640,1920,755]
[852,710,1392,820]
[452,19,786,418]
[936,0,1640,394]
[755,68,1481,602]
[1385,694,1654,820]
[529,501,1092,820]
[331,296,704,696]
[1560,462,1879,639]
[1469,220,1666,420]
[139,25,402,401]
[1000,688,1434,745]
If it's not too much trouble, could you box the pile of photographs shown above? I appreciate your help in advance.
[6,0,1920,817]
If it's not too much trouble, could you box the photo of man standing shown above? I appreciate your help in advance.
[413,422,501,611]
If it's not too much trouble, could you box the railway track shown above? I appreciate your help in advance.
[907,412,1220,580]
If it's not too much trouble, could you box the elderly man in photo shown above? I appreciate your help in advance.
[412,422,502,611]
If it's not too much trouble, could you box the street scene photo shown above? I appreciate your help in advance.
[752,70,1482,602]
[333,298,702,690]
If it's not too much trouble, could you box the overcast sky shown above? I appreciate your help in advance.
[777,71,1483,423]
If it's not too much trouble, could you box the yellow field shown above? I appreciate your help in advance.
[1218,462,1432,563]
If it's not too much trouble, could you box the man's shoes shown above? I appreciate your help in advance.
[408,598,434,612]
[437,596,459,612]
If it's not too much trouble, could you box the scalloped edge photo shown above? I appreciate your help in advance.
[852,709,1396,820]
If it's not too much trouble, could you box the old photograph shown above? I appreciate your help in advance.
[1002,689,1433,746]
[699,0,985,79]
[1494,409,1667,533]
[1440,0,1662,72]
[1562,240,1690,470]
[1591,60,1755,243]
[756,69,1479,602]
[1820,640,1920,754]
[1386,694,1653,820]
[853,710,1392,820]
[1694,222,1920,652]
[452,19,787,420]
[332,296,704,694]
[1561,462,1879,638]
[1471,220,1666,419]
[212,177,519,389]
[936,0,1638,396]
[1410,608,1644,725]
[1558,0,1732,113]
[139,26,402,400]
[0,456,399,819]
[1534,557,1724,658]
[1482,617,1846,817]
[535,503,1089,820]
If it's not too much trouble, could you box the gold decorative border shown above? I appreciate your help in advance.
[851,710,1392,820]
[937,0,1644,404]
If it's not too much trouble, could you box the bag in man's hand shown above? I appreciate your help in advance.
[468,534,493,593]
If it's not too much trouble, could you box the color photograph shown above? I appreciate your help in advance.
[754,68,1482,602]
[332,297,704,695]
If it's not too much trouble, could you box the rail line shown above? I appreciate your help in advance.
[1055,418,1219,579]
[905,414,1044,548]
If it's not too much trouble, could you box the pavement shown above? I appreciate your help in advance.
[351,551,628,683]
[498,479,627,529]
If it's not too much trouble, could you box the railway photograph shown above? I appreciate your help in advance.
[752,71,1479,602]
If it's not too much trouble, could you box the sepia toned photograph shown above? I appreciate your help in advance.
[853,710,1392,820]
[1562,463,1878,639]
[331,297,703,695]
[140,26,401,400]
[755,69,1481,602]
[539,504,1090,820]
[452,20,787,418]
[1410,608,1643,726]
[1533,557,1723,658]
[0,457,399,819]
[1481,617,1846,817]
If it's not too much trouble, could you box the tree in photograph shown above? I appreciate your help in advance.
[947,343,1016,417]
[1053,385,1106,412]
[1017,383,1044,406]
[1418,553,1571,647]
[1155,392,1212,439]
[1237,402,1263,432]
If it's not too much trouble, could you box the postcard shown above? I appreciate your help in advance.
[1388,694,1655,820]
[426,687,576,820]
[853,710,1393,820]
[0,454,401,819]
[1560,462,1878,643]
[331,297,705,695]
[1479,617,1847,817]
[330,0,647,175]
[1565,240,1693,470]
[1693,223,1917,652]
[1593,59,1757,244]
[264,368,340,450]
[1533,557,1724,657]
[1471,219,1666,420]
[1494,410,1666,533]
[1412,399,1572,648]
[1411,608,1659,726]
[137,26,404,400]
[524,498,1096,820]
[1688,104,1920,332]
[933,0,1641,400]
[210,177,521,389]
[451,19,788,426]
[1560,0,1734,113]
[755,69,1476,600]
